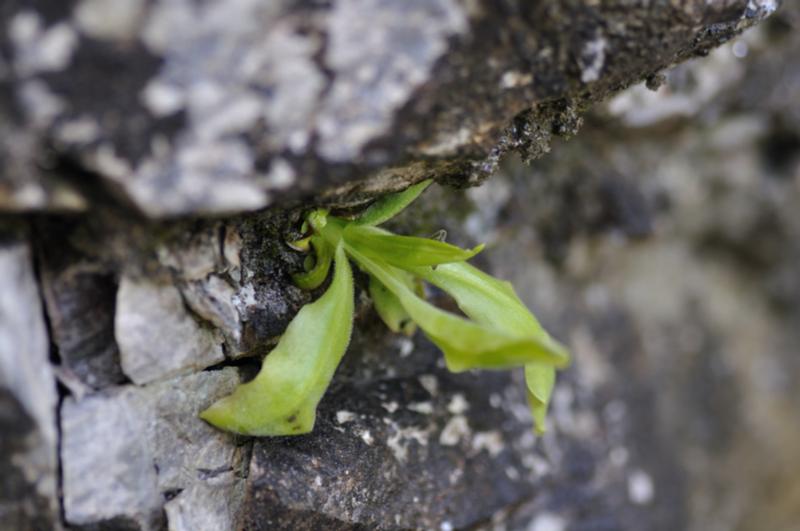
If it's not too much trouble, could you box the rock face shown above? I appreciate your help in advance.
[0,0,796,530]
[61,369,247,531]
[0,0,779,216]
[0,234,60,531]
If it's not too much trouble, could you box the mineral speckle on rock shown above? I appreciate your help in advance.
[242,356,539,531]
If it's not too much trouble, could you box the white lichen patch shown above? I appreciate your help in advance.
[56,116,101,144]
[439,415,470,446]
[10,13,78,76]
[489,393,502,408]
[18,80,65,129]
[265,158,296,190]
[395,337,414,358]
[407,402,434,415]
[381,401,400,413]
[418,127,472,157]
[446,393,469,415]
[418,375,439,397]
[336,410,357,424]
[499,70,533,89]
[141,80,186,117]
[93,145,133,181]
[317,0,467,161]
[74,0,146,41]
[471,431,504,457]
[529,512,566,531]
[628,469,655,505]
[746,0,779,19]
[580,35,607,84]
[522,453,551,477]
[386,423,431,463]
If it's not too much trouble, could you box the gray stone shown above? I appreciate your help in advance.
[0,1,794,529]
[61,387,163,530]
[180,275,241,346]
[115,276,225,384]
[0,237,60,530]
[61,368,246,531]
[242,334,542,531]
[0,0,778,216]
[38,224,126,389]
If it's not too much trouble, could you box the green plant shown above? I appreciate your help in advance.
[200,180,569,436]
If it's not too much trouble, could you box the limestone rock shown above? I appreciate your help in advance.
[115,276,225,384]
[61,386,164,530]
[0,235,60,530]
[61,368,246,531]
[38,222,126,390]
[243,344,539,530]
[0,0,779,217]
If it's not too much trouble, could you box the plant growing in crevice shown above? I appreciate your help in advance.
[201,180,569,436]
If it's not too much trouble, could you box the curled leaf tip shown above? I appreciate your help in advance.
[286,235,312,252]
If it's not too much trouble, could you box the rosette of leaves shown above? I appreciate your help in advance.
[201,180,569,436]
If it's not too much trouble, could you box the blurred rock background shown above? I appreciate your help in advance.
[1,1,797,530]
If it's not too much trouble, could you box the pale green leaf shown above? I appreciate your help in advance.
[344,224,484,269]
[200,243,354,436]
[369,274,416,336]
[354,180,433,226]
[525,365,555,434]
[345,244,566,371]
[417,262,567,433]
[292,235,333,290]
[415,262,567,360]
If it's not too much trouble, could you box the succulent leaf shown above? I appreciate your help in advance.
[418,262,567,433]
[354,180,433,226]
[200,243,354,436]
[344,224,483,269]
[345,244,567,372]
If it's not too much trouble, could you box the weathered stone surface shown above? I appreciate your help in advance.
[115,275,225,384]
[1,1,794,530]
[0,0,780,217]
[243,336,540,531]
[61,386,164,530]
[0,235,60,530]
[61,368,247,531]
[38,221,126,390]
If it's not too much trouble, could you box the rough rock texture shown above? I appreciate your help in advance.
[0,0,779,216]
[244,344,537,530]
[0,0,795,530]
[61,368,247,531]
[0,234,60,530]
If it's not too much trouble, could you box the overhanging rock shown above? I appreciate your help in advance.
[0,0,781,216]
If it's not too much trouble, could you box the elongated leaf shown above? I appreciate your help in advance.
[292,235,334,290]
[345,244,567,371]
[525,364,555,435]
[417,262,567,432]
[369,274,416,336]
[201,244,354,436]
[354,180,432,226]
[415,263,568,354]
[344,224,484,269]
